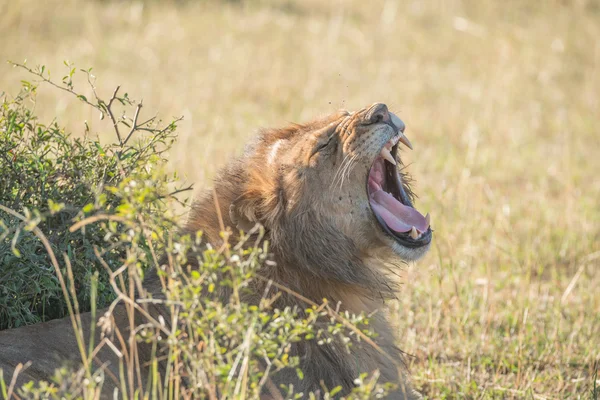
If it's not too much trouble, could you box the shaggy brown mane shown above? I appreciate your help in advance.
[146,105,427,398]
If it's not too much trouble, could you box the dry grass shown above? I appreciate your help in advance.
[1,0,599,398]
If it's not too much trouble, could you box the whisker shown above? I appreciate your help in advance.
[338,154,358,191]
[332,153,352,189]
[335,155,352,190]
[344,155,359,184]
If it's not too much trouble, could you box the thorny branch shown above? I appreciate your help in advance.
[123,101,143,145]
[10,62,101,111]
[8,61,168,149]
[103,86,123,144]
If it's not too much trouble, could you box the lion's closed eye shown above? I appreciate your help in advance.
[308,134,338,160]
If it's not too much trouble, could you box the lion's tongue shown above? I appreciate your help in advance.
[369,189,429,233]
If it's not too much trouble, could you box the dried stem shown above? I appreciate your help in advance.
[123,101,143,145]
[104,86,123,144]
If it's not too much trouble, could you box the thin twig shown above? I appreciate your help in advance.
[123,101,143,145]
[84,70,101,105]
[92,247,171,337]
[158,185,194,200]
[10,62,129,146]
[136,115,158,129]
[104,86,122,144]
[6,362,30,400]
[9,62,101,111]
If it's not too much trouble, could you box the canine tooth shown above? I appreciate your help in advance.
[380,147,396,165]
[425,213,431,226]
[399,133,413,150]
[409,226,419,239]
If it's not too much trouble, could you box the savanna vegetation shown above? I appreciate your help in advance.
[0,0,598,398]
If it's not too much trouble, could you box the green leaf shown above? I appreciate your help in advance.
[115,203,133,215]
[48,199,65,214]
[329,386,342,396]
[93,141,105,156]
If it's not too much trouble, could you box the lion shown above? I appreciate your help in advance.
[0,103,431,399]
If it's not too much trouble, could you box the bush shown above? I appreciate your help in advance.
[0,63,392,398]
[0,61,183,329]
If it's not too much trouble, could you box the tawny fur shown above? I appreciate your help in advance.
[148,103,427,398]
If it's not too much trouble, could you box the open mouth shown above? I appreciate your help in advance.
[367,135,432,248]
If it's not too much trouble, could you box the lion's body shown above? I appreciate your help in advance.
[0,104,427,399]
[0,304,166,396]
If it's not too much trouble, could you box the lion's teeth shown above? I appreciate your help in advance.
[399,133,413,150]
[380,147,396,165]
[409,226,419,239]
[425,213,431,227]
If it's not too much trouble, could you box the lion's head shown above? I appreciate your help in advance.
[195,103,431,295]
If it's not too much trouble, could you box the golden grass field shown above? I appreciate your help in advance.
[1,0,599,398]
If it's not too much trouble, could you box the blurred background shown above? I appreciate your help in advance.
[1,0,599,397]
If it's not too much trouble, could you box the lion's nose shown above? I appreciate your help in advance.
[389,112,405,133]
[366,103,390,125]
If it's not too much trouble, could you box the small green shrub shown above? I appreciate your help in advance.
[0,61,183,329]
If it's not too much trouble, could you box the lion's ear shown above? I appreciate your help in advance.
[229,202,258,232]
[229,165,282,232]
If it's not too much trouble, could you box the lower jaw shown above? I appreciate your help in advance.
[373,213,433,249]
[391,228,433,248]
